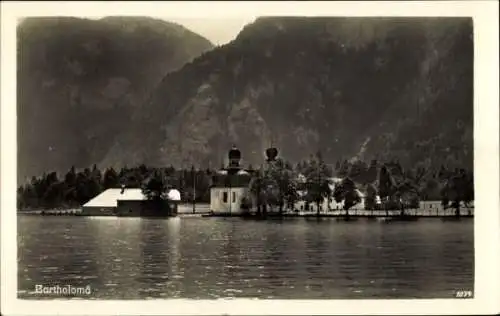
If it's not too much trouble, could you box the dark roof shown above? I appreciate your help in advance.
[265,147,278,161]
[228,146,241,160]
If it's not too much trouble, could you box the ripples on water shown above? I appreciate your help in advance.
[17,216,473,299]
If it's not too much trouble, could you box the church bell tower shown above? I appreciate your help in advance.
[228,145,242,175]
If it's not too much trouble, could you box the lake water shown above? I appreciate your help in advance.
[17,215,474,299]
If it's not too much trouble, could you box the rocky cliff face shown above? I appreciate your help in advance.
[17,17,213,182]
[126,17,472,170]
[18,17,473,181]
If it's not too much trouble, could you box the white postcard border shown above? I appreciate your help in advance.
[2,1,499,315]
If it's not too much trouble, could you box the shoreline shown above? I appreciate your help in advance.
[17,210,474,219]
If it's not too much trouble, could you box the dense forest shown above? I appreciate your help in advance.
[17,152,473,212]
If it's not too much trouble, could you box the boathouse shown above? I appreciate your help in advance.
[210,146,253,214]
[82,187,181,216]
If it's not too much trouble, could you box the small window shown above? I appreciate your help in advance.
[232,192,236,203]
[222,192,228,203]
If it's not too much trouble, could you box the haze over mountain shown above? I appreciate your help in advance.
[17,16,214,182]
[18,17,473,182]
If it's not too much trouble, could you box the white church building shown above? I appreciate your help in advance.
[209,146,253,215]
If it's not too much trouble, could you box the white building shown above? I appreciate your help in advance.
[82,187,181,216]
[419,200,474,215]
[209,146,253,215]
[210,186,249,214]
[292,176,378,212]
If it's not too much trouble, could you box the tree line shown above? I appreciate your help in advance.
[17,154,474,214]
[244,152,474,216]
[17,164,212,210]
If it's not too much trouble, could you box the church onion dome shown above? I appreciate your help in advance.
[167,189,181,201]
[266,147,278,161]
[228,145,241,161]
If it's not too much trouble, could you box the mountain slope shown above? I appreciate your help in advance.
[17,17,214,182]
[122,17,472,171]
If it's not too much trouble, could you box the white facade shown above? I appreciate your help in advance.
[419,200,474,213]
[210,187,249,214]
[419,200,443,212]
[292,188,373,213]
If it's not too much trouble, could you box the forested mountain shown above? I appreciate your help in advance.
[18,17,473,185]
[124,17,472,172]
[17,17,214,182]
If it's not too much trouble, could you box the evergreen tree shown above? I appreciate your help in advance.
[30,176,43,207]
[17,186,26,209]
[343,177,361,212]
[441,182,451,209]
[365,183,378,210]
[103,167,119,189]
[62,166,78,205]
[395,179,420,213]
[64,166,77,186]
[303,152,333,215]
[333,177,361,216]
[165,165,176,176]
[378,165,393,202]
[349,160,368,184]
[119,166,128,181]
[366,159,378,184]
[423,177,441,200]
[266,158,297,215]
[335,160,341,171]
[91,164,102,182]
[18,183,38,209]
[43,181,62,209]
[337,160,350,178]
[83,167,91,178]
[138,164,149,177]
[75,171,92,204]
[438,165,449,181]
[142,170,169,200]
[439,168,474,216]
[463,171,474,205]
[141,170,171,213]
[249,167,266,215]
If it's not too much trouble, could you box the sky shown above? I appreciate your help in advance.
[79,16,257,46]
[165,17,257,46]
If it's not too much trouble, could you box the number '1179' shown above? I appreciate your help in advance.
[455,290,473,298]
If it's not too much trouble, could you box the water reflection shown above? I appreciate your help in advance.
[18,216,473,299]
[134,219,169,298]
[18,218,101,296]
[89,217,143,298]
